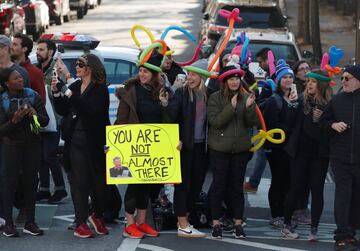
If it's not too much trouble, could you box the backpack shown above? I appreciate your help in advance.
[1,88,36,113]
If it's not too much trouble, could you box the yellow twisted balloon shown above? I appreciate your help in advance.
[249,129,286,152]
[131,25,155,48]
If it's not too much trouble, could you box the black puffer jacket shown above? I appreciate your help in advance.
[321,88,360,164]
[0,88,49,145]
[285,97,329,158]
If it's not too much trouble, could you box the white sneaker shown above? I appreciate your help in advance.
[281,226,299,239]
[177,225,206,238]
[0,217,5,229]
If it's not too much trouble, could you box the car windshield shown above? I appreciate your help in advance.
[223,40,299,62]
[215,6,286,28]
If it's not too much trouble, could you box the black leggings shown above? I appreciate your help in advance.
[284,155,329,227]
[266,148,291,218]
[124,184,153,214]
[210,150,251,220]
[68,130,105,225]
[174,143,207,217]
[1,143,41,226]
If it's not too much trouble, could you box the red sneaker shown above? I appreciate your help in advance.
[123,224,144,239]
[74,223,94,238]
[88,213,109,235]
[137,223,159,237]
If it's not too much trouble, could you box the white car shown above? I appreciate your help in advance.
[209,29,305,79]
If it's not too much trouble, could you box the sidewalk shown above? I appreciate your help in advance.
[286,0,355,66]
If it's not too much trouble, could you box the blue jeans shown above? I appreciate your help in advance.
[249,147,267,187]
[39,131,65,191]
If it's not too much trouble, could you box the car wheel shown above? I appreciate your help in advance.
[64,13,70,22]
[77,7,84,19]
[84,4,88,15]
[32,29,40,41]
[55,14,63,25]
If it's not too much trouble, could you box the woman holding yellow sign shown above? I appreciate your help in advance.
[115,46,168,239]
[261,59,298,231]
[207,64,259,239]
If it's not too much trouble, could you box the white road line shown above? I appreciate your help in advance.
[138,244,175,251]
[53,214,75,223]
[246,217,336,227]
[117,238,141,251]
[208,237,309,251]
[35,204,58,207]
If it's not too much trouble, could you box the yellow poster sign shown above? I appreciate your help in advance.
[106,124,181,184]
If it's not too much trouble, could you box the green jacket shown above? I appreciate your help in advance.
[207,91,259,153]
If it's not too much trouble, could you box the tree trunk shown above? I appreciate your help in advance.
[297,0,305,38]
[311,0,322,63]
[303,0,311,44]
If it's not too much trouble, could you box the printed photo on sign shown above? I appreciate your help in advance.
[109,156,132,178]
[105,124,181,184]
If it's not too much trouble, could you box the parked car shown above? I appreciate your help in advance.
[0,2,25,36]
[44,0,70,25]
[86,0,97,9]
[21,0,49,40]
[69,0,87,19]
[209,29,305,79]
[201,0,287,47]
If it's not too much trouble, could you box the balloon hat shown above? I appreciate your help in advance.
[321,45,344,79]
[136,41,167,72]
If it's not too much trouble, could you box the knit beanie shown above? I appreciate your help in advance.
[183,59,210,81]
[275,59,294,84]
[145,50,164,72]
[218,65,244,83]
[344,64,360,82]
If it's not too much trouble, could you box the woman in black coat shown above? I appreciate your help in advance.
[283,70,332,241]
[160,59,209,238]
[51,54,110,238]
[0,68,49,237]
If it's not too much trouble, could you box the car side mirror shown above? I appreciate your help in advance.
[203,13,209,21]
[302,50,314,59]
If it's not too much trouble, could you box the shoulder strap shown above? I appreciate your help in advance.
[23,88,36,106]
[1,92,10,113]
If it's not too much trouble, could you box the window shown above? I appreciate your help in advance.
[215,6,286,29]
[62,58,138,85]
[104,59,138,85]
[216,40,299,63]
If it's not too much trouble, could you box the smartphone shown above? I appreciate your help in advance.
[177,74,186,84]
[291,83,298,97]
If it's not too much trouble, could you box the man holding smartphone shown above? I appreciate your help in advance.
[321,65,360,249]
[36,40,67,204]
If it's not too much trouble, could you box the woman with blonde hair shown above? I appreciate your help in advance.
[282,69,333,240]
[160,59,209,238]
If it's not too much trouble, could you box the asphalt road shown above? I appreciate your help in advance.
[0,0,347,250]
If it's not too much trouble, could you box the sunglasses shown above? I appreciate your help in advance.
[298,66,311,72]
[341,76,354,82]
[75,61,88,68]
